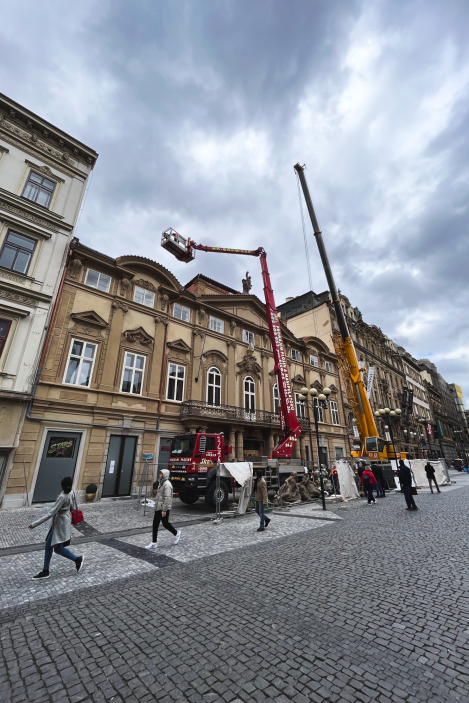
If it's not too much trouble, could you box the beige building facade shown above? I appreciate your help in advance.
[0,93,97,506]
[4,243,350,506]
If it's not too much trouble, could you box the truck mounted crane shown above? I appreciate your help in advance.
[294,163,400,463]
[161,228,302,460]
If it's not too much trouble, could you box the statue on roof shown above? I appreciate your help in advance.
[242,272,252,294]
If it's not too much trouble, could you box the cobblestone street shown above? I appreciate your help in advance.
[1,474,469,703]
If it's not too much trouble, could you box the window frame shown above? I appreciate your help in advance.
[242,330,255,345]
[317,403,324,423]
[166,362,185,402]
[63,338,98,388]
[244,375,256,413]
[85,268,112,293]
[330,400,340,425]
[21,170,56,209]
[206,366,222,406]
[295,392,305,419]
[0,229,37,276]
[325,361,333,373]
[209,316,224,334]
[310,354,319,367]
[273,383,280,415]
[0,318,12,361]
[291,349,301,362]
[120,351,146,395]
[173,302,190,322]
[133,286,155,308]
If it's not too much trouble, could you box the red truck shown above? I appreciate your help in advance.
[169,432,232,508]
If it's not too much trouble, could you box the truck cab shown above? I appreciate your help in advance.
[168,432,232,507]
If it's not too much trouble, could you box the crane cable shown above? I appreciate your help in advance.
[296,170,313,292]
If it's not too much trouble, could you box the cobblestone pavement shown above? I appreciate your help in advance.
[1,480,469,703]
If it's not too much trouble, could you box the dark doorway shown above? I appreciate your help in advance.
[319,446,329,469]
[102,436,137,497]
[157,437,173,472]
[243,437,264,459]
[33,431,81,503]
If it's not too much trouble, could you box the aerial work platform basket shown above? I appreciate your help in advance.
[161,228,195,262]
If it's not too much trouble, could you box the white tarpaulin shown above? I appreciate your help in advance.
[335,460,360,500]
[218,462,253,515]
[218,462,253,486]
[392,459,450,488]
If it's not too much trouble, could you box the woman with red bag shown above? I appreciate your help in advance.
[28,476,84,580]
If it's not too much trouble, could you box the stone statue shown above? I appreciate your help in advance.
[69,257,83,279]
[242,272,252,294]
[299,471,321,501]
[120,277,131,297]
[276,471,301,503]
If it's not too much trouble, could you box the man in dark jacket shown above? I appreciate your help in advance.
[425,462,440,494]
[371,463,386,497]
[398,459,417,510]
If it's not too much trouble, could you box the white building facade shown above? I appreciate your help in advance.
[0,92,97,507]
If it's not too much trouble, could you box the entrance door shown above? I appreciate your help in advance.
[102,436,137,497]
[319,446,329,469]
[157,437,173,473]
[33,431,81,503]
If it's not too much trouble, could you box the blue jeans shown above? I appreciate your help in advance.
[376,481,384,497]
[255,501,267,528]
[44,529,77,571]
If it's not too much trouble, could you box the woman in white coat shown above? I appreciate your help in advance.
[28,476,84,580]
[145,469,181,549]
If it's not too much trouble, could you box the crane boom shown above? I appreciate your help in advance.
[161,230,301,458]
[293,163,387,459]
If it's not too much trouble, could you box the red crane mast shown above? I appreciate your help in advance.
[161,229,301,458]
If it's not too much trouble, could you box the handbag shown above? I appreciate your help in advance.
[70,491,83,526]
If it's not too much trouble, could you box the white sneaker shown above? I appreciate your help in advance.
[173,530,181,545]
[145,542,158,550]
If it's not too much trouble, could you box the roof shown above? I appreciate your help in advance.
[184,273,240,295]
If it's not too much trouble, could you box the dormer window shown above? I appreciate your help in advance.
[291,349,301,362]
[85,268,111,293]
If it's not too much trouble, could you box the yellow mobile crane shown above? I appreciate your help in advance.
[294,163,402,462]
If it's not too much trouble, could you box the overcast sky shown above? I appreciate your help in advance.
[2,0,468,401]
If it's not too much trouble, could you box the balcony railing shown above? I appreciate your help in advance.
[180,399,310,429]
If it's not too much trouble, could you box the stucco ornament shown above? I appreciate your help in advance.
[120,277,131,297]
[69,257,83,278]
[236,353,262,380]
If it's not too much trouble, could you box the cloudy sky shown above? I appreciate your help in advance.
[1,0,468,399]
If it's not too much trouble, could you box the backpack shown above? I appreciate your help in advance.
[363,473,370,487]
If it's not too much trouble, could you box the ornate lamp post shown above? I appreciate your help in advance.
[374,407,402,466]
[298,386,331,511]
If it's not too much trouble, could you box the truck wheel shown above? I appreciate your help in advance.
[178,493,199,505]
[205,481,229,509]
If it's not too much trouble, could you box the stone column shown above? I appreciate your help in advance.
[229,428,236,460]
[236,429,244,461]
[299,434,306,462]
[227,340,237,407]
[293,438,301,460]
[267,433,274,457]
[100,302,128,392]
[148,315,167,399]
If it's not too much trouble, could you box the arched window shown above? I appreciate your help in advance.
[273,383,280,415]
[244,376,255,413]
[207,367,221,406]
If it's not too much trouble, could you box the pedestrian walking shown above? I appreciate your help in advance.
[371,463,386,498]
[28,476,84,580]
[145,469,180,550]
[361,467,378,505]
[397,459,418,510]
[425,462,441,494]
[253,468,270,532]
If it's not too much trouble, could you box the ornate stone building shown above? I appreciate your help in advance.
[0,93,97,506]
[278,290,433,459]
[3,244,348,506]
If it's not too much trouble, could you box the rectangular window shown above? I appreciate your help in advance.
[22,170,56,208]
[166,363,185,401]
[335,446,345,459]
[325,361,333,372]
[0,230,36,275]
[173,303,190,322]
[0,319,12,360]
[134,286,155,308]
[63,339,97,387]
[273,384,280,415]
[85,268,111,293]
[291,349,301,362]
[120,352,146,395]
[310,355,318,367]
[330,400,340,425]
[295,393,305,419]
[243,330,255,345]
[209,316,224,333]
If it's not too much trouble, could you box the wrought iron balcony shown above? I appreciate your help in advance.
[180,399,310,429]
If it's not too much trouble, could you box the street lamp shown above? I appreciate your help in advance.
[374,407,402,466]
[298,386,331,511]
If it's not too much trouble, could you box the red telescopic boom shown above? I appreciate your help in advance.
[161,229,301,458]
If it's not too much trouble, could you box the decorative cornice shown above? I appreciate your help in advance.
[133,278,157,292]
[70,310,109,328]
[123,326,154,347]
[167,338,191,354]
[0,279,51,304]
[0,289,38,307]
[25,159,65,184]
[111,300,129,314]
[0,199,58,234]
[0,268,34,286]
